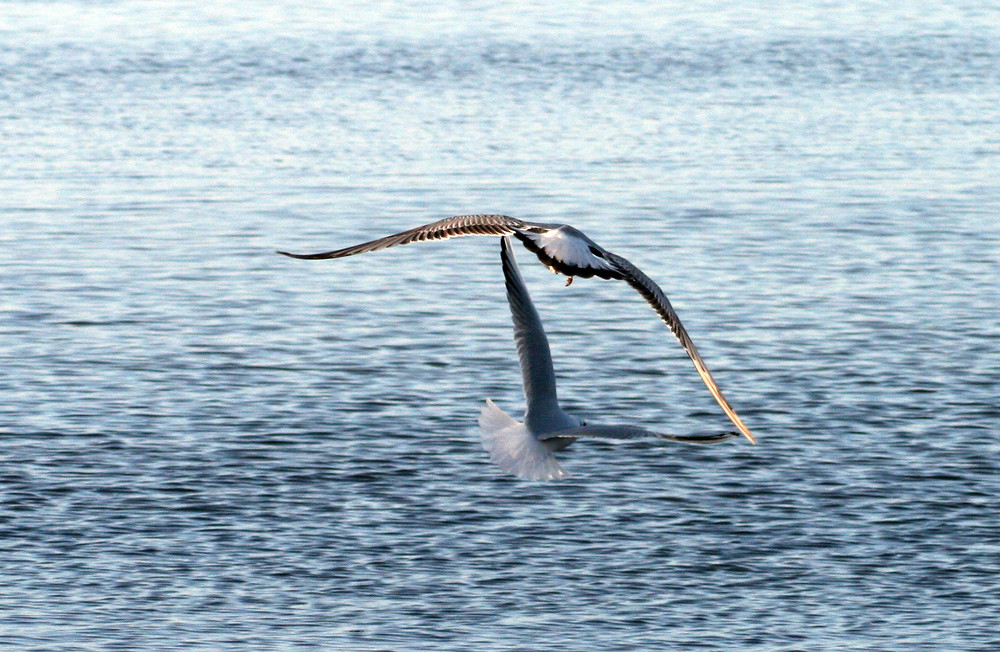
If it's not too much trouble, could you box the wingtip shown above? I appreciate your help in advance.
[276,250,322,259]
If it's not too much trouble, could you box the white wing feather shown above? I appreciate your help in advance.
[500,236,561,420]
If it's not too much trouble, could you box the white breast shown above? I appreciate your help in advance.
[536,227,616,273]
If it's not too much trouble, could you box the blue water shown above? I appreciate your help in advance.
[2,1,999,649]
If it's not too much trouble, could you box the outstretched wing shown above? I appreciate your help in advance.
[500,236,560,419]
[277,214,529,259]
[605,251,757,444]
[539,424,739,444]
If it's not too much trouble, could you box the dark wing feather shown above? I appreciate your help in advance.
[277,214,528,259]
[605,252,757,444]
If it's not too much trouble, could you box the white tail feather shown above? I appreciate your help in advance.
[479,399,566,481]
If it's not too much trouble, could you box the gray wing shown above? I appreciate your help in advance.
[539,424,739,444]
[605,252,757,444]
[501,236,560,418]
[277,214,529,259]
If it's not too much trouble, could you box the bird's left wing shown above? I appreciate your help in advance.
[605,251,757,444]
[277,214,528,259]
[500,236,560,417]
[539,424,739,444]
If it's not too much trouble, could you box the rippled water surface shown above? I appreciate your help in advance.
[3,1,999,649]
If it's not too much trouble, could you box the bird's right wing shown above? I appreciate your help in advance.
[277,214,528,259]
[539,424,739,444]
[606,252,757,444]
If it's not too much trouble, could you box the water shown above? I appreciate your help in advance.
[2,1,999,649]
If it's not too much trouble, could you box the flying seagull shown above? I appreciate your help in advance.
[481,236,737,480]
[279,214,757,444]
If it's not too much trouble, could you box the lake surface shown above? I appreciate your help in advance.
[2,1,999,649]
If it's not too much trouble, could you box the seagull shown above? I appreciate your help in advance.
[279,214,757,444]
[481,236,737,480]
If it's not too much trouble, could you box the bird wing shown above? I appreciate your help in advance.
[277,214,529,259]
[539,424,739,444]
[500,236,560,418]
[605,251,757,444]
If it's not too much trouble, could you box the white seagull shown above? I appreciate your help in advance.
[279,214,757,445]
[480,236,737,480]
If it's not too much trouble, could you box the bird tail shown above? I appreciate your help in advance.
[479,399,566,481]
